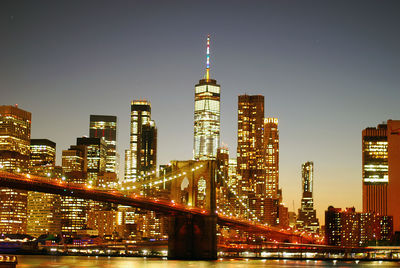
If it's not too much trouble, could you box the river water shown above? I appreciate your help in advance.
[15,255,400,267]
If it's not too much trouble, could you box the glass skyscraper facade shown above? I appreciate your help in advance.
[193,35,220,160]
[124,100,157,189]
[77,137,107,187]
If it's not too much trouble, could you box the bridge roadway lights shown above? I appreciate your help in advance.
[168,214,217,260]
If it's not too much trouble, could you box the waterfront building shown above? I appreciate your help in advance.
[27,139,61,237]
[61,144,88,236]
[264,118,279,199]
[86,210,119,238]
[89,115,118,175]
[325,206,393,247]
[0,105,31,234]
[296,161,319,233]
[194,35,220,160]
[362,120,400,231]
[124,100,157,188]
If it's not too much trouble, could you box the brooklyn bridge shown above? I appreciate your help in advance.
[0,160,315,260]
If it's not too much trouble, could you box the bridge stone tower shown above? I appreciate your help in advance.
[168,160,217,260]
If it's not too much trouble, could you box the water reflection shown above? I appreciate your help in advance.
[16,255,400,268]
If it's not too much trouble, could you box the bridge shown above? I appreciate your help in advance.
[0,160,314,260]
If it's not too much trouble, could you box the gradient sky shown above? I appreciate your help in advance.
[2,0,400,222]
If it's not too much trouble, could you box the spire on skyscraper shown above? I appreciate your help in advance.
[206,34,210,81]
[194,34,220,161]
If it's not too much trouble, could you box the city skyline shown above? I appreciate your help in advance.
[2,1,400,222]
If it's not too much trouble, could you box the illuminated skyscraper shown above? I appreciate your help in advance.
[77,137,107,187]
[362,123,388,216]
[124,100,157,185]
[76,137,111,213]
[62,145,87,175]
[89,115,118,175]
[61,144,87,235]
[264,118,279,198]
[363,120,400,231]
[29,139,56,169]
[27,139,61,237]
[296,161,319,233]
[194,35,220,160]
[237,95,265,197]
[0,105,31,234]
[236,95,266,221]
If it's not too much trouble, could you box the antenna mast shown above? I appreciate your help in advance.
[206,35,210,81]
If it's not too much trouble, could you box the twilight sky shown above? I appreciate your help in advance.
[2,0,400,221]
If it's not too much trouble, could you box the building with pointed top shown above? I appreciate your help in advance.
[194,35,221,160]
[296,161,319,233]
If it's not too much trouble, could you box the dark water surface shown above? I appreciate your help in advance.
[15,255,400,267]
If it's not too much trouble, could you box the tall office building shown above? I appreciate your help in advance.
[296,161,319,233]
[89,115,118,175]
[237,95,265,197]
[236,95,267,221]
[387,120,400,231]
[76,137,112,213]
[0,105,31,234]
[264,118,279,198]
[62,145,87,175]
[193,35,220,160]
[77,137,107,186]
[124,100,157,185]
[27,139,61,237]
[362,120,400,231]
[61,144,87,235]
[29,139,56,170]
[362,123,388,215]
